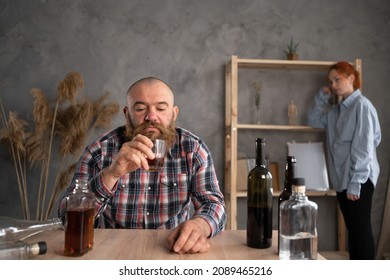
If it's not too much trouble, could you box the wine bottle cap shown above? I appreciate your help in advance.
[256,138,266,143]
[38,241,47,255]
[292,177,305,186]
[30,241,47,256]
[287,155,296,162]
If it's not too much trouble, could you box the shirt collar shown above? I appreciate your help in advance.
[341,89,361,108]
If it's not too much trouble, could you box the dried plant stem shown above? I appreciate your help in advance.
[13,144,29,219]
[39,100,59,220]
[44,155,73,219]
[0,99,30,219]
[35,157,47,220]
[21,155,29,219]
[45,156,67,219]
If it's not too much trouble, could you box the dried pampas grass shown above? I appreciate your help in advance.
[0,72,119,220]
[93,92,120,128]
[57,71,84,105]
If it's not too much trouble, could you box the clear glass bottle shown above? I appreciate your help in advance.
[64,179,95,256]
[0,216,63,241]
[247,138,273,249]
[278,156,297,250]
[0,240,47,260]
[279,177,318,260]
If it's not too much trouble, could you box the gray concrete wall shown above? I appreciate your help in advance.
[1,0,389,253]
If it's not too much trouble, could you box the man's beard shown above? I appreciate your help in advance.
[124,117,177,149]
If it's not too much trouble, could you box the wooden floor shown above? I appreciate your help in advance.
[320,251,349,260]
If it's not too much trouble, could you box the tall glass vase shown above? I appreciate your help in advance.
[255,106,261,124]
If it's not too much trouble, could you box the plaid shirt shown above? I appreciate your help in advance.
[58,126,226,237]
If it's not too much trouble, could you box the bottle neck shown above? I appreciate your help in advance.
[0,240,47,259]
[0,217,64,241]
[255,140,266,167]
[73,179,90,194]
[283,157,296,192]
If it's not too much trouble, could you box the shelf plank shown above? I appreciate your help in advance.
[233,124,325,132]
[236,58,339,70]
[230,189,336,198]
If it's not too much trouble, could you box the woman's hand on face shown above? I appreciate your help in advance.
[322,86,332,95]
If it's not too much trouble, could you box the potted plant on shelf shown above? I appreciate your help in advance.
[283,36,299,60]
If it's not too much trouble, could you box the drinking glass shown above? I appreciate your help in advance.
[148,139,166,171]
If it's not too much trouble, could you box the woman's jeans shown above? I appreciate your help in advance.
[337,179,375,260]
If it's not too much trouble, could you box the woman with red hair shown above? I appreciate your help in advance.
[308,61,381,260]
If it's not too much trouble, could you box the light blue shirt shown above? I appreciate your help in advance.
[307,89,381,196]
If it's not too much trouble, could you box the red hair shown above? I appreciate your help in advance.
[329,61,361,90]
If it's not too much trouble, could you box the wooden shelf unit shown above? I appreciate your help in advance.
[224,56,361,251]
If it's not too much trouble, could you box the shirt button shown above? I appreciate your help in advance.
[146,212,150,216]
[121,184,126,189]
[100,198,105,202]
[148,187,151,190]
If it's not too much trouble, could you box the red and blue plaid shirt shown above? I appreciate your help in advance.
[58,126,226,237]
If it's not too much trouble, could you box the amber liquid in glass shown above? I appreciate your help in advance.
[147,157,165,171]
[64,208,94,256]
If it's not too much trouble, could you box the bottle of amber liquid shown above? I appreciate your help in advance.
[278,156,296,250]
[64,179,95,256]
[247,138,273,249]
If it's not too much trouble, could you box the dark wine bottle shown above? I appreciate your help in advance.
[278,156,296,250]
[247,138,273,249]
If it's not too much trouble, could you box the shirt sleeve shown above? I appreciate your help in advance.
[307,88,331,128]
[189,142,227,237]
[347,102,377,196]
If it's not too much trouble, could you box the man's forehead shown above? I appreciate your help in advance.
[128,81,174,105]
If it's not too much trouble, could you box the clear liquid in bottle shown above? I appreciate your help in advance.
[279,177,318,260]
[279,232,318,260]
[278,156,296,250]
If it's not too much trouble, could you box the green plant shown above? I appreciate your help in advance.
[284,36,299,55]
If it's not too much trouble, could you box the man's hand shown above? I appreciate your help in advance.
[167,218,212,254]
[102,134,154,190]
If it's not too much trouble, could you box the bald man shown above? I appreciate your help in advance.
[59,77,226,254]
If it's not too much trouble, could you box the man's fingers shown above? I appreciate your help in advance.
[169,225,209,254]
[167,227,180,251]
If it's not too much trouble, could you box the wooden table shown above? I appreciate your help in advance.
[26,229,325,260]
